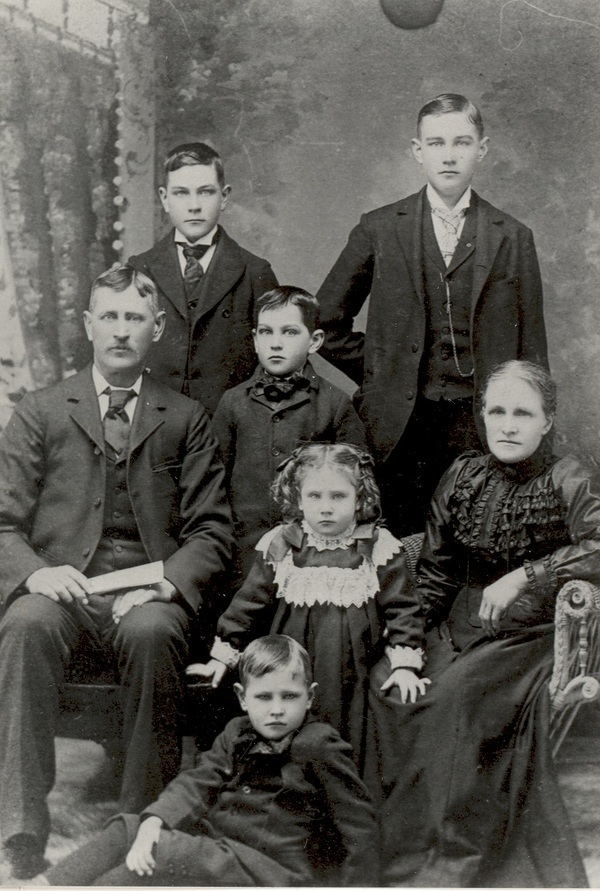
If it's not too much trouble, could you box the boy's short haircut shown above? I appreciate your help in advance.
[239,635,313,687]
[254,286,320,332]
[89,265,160,316]
[417,93,484,139]
[163,142,225,189]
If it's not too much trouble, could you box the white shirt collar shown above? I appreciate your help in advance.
[173,225,218,247]
[427,183,471,215]
[92,365,143,397]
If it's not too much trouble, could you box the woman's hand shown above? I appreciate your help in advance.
[479,567,528,636]
[380,668,431,703]
[186,659,227,688]
[126,816,163,876]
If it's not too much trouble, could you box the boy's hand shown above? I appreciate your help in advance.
[380,668,431,703]
[126,816,163,876]
[186,659,227,688]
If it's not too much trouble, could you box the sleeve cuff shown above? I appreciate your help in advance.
[523,557,559,596]
[211,636,241,668]
[385,644,425,672]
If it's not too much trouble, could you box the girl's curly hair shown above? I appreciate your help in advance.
[272,443,381,524]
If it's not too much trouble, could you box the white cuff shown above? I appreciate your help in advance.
[210,637,241,668]
[386,645,424,672]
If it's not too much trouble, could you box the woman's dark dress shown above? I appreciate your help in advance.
[368,449,600,887]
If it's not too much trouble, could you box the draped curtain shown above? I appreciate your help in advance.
[0,23,118,413]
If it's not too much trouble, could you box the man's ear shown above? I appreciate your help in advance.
[477,136,490,162]
[220,184,232,211]
[158,186,169,212]
[83,310,93,343]
[411,138,423,165]
[152,311,166,343]
[234,682,247,711]
[308,329,325,355]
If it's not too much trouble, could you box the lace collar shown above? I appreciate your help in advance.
[301,519,357,551]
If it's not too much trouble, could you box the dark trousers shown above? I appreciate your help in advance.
[44,816,305,886]
[0,540,190,849]
[378,396,482,537]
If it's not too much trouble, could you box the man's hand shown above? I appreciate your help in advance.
[186,659,228,688]
[126,815,163,877]
[380,668,431,703]
[112,579,177,625]
[479,567,528,636]
[25,565,91,605]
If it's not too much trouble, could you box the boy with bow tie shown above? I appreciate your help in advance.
[317,93,548,535]
[128,142,278,415]
[213,286,366,580]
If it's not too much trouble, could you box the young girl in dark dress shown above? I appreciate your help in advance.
[368,360,600,887]
[189,443,429,774]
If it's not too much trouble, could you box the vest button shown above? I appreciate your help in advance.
[272,447,280,457]
[443,326,450,334]
[272,416,280,423]
[242,785,251,794]
[83,547,90,557]
[94,447,101,456]
[412,343,418,352]
[222,309,231,318]
[94,498,101,508]
[406,391,414,400]
[115,545,123,553]
[113,511,121,518]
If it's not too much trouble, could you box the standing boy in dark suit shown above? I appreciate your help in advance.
[129,143,278,414]
[317,94,548,535]
[0,266,232,880]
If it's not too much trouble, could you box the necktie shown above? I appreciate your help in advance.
[179,241,215,308]
[103,388,135,455]
[430,204,467,266]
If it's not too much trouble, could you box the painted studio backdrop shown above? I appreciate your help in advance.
[0,0,598,458]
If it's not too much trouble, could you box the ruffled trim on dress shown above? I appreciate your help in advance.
[256,524,402,609]
[449,452,564,559]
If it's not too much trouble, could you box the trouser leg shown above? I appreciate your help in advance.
[44,820,130,886]
[111,601,190,812]
[0,594,80,849]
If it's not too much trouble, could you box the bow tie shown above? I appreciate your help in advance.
[253,374,311,403]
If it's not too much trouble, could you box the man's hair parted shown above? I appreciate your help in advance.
[89,265,160,316]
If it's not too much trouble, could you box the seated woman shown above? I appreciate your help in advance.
[368,360,600,887]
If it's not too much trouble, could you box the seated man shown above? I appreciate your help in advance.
[0,266,233,880]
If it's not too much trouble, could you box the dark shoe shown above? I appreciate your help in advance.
[4,834,47,881]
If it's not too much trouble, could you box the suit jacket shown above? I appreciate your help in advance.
[0,366,233,612]
[128,227,278,414]
[213,361,366,571]
[317,187,548,462]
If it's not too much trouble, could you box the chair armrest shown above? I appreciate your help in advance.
[549,579,600,712]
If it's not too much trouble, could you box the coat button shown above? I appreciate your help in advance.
[272,416,280,423]
[116,545,123,554]
[411,343,418,352]
[94,498,101,508]
[222,309,231,318]
[242,785,251,794]
[443,326,450,334]
[94,447,101,456]
[83,547,90,557]
[272,447,280,457]
[406,391,414,400]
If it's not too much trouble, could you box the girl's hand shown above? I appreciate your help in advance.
[186,659,227,688]
[380,668,431,703]
[479,567,528,636]
[126,816,163,876]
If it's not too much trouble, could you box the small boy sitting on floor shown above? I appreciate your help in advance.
[40,635,377,886]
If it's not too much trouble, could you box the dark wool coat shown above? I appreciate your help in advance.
[129,227,278,414]
[121,716,379,885]
[0,366,233,612]
[212,362,366,574]
[317,187,548,462]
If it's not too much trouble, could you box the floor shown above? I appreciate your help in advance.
[0,733,599,887]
